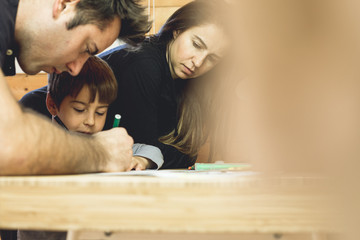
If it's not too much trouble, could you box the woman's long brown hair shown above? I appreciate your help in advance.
[158,0,233,158]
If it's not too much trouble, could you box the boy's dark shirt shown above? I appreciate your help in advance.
[19,86,52,119]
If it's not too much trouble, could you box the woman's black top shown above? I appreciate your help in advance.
[100,39,196,169]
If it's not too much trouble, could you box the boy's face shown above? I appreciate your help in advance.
[50,85,109,134]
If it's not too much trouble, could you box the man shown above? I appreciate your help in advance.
[0,0,151,175]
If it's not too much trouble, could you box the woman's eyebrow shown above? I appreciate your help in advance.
[194,35,221,59]
[194,35,207,49]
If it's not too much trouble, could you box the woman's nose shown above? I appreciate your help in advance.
[193,53,207,68]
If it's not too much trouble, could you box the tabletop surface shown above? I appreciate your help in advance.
[0,170,336,234]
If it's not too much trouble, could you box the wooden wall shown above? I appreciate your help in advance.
[5,73,48,101]
[146,0,192,34]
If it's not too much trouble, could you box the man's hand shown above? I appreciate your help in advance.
[94,128,133,172]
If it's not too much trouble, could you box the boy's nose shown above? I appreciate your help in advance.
[84,114,95,126]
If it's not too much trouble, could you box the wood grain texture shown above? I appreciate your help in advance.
[76,231,318,240]
[5,73,47,100]
[0,173,335,234]
[144,0,192,34]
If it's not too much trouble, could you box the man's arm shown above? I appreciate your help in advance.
[0,71,133,175]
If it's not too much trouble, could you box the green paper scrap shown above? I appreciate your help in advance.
[194,163,251,171]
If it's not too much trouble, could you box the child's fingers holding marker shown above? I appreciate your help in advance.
[128,156,149,171]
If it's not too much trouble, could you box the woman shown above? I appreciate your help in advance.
[100,0,231,168]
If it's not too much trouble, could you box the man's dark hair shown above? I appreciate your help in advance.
[66,0,152,45]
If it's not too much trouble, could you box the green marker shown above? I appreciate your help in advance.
[191,163,251,171]
[112,114,121,128]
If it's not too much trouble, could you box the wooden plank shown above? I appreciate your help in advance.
[147,6,182,34]
[5,73,48,101]
[77,231,317,240]
[144,0,192,34]
[0,174,335,233]
[152,7,181,33]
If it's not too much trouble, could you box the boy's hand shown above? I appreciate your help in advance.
[128,156,152,171]
[94,128,133,172]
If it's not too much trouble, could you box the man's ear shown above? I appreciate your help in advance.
[52,0,80,19]
[46,93,59,116]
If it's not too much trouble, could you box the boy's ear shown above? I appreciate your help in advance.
[46,93,58,116]
[53,0,80,19]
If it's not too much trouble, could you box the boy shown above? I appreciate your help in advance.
[21,56,163,170]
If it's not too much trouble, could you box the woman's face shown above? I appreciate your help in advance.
[168,24,229,79]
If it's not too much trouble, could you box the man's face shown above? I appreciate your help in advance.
[17,1,121,76]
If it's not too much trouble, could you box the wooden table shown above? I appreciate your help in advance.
[0,170,338,240]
